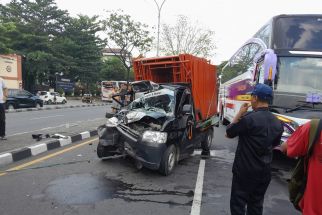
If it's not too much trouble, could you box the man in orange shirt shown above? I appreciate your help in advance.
[281,120,322,215]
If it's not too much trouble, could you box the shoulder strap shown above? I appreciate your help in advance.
[308,119,322,156]
[303,119,321,174]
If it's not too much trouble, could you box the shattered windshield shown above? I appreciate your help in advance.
[129,88,175,115]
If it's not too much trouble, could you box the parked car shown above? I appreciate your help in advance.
[39,91,67,104]
[6,89,43,110]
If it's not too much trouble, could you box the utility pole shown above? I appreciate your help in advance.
[153,0,166,56]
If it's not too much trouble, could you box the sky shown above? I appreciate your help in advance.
[2,0,322,65]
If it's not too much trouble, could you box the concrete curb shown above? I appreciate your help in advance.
[6,103,110,114]
[0,129,98,167]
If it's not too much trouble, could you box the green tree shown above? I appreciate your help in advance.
[0,1,105,92]
[100,57,127,81]
[103,11,153,82]
[59,15,105,89]
[0,21,17,54]
[0,0,70,91]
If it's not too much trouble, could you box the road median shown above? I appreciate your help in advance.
[0,129,98,167]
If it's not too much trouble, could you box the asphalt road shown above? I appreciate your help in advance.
[1,105,109,153]
[0,125,300,215]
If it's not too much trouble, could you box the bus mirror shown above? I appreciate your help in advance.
[263,49,277,82]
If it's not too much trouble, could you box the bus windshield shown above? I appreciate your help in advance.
[274,16,322,50]
[275,57,322,94]
[271,56,322,112]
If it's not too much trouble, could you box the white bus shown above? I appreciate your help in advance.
[219,14,322,144]
[101,81,126,102]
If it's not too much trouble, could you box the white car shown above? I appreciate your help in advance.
[39,91,67,104]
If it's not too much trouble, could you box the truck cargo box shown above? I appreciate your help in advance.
[133,54,217,122]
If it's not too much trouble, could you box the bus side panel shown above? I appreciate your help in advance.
[221,76,254,123]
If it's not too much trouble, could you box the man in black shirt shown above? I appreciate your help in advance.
[226,83,283,215]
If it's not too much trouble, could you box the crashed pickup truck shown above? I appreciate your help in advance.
[97,54,219,175]
[97,84,219,175]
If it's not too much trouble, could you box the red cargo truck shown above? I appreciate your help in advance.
[97,54,219,175]
[133,54,218,123]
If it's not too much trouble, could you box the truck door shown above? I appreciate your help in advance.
[177,89,195,157]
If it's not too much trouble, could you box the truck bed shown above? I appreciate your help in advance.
[133,54,218,122]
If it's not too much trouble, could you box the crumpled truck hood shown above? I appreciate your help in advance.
[125,110,167,124]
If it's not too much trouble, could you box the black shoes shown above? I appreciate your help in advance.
[0,136,7,140]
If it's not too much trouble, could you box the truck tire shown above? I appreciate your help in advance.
[97,143,117,158]
[159,145,176,176]
[201,128,213,152]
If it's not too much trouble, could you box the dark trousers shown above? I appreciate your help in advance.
[230,173,271,215]
[0,103,5,136]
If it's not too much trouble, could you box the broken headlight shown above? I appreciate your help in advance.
[142,131,167,144]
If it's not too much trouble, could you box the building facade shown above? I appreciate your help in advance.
[0,54,22,89]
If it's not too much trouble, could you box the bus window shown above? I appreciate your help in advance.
[254,24,271,47]
[274,16,322,50]
[222,43,263,83]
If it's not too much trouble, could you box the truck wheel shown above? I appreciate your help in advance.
[159,145,176,176]
[201,128,213,152]
[97,143,117,158]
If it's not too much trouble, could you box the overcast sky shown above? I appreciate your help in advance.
[2,0,322,64]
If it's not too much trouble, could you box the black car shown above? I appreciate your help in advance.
[6,89,43,110]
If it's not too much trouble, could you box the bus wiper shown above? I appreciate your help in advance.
[269,105,289,110]
[285,103,318,113]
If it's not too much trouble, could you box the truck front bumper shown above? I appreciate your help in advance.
[116,125,167,170]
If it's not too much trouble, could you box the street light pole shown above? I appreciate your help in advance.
[153,0,166,57]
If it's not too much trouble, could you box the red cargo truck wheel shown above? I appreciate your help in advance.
[201,128,213,152]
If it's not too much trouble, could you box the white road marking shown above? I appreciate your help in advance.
[30,115,64,120]
[193,150,216,157]
[190,159,206,215]
[7,123,79,137]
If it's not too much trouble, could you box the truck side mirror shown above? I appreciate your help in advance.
[182,104,192,115]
